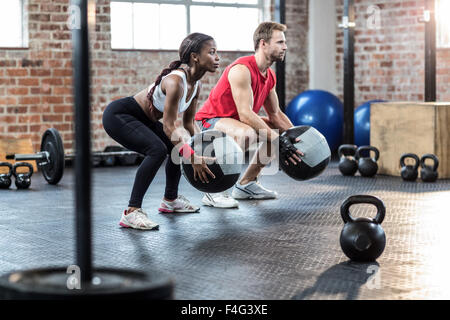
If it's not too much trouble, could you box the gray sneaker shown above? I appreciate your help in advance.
[231,179,278,200]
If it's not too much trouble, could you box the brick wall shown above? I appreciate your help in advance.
[0,0,308,153]
[285,0,309,104]
[0,0,74,150]
[335,0,450,106]
[437,49,450,100]
[1,0,449,154]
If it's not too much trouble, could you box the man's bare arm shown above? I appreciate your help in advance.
[228,65,279,140]
[262,87,294,133]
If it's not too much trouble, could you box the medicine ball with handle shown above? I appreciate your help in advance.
[181,130,244,193]
[279,125,331,181]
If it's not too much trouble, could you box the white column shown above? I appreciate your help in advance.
[308,0,337,94]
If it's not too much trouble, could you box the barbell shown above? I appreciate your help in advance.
[6,128,142,185]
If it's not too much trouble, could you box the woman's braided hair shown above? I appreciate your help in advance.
[147,33,214,106]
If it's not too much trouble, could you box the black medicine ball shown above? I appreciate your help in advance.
[181,130,244,193]
[279,125,331,181]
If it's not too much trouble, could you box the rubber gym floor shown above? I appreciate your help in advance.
[1,158,449,300]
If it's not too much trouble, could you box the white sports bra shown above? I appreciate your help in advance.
[147,70,199,113]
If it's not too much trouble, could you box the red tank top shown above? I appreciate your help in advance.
[195,55,276,121]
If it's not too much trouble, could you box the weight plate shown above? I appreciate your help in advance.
[118,153,138,166]
[102,146,123,166]
[103,146,137,166]
[92,157,102,167]
[40,128,65,185]
[0,267,174,300]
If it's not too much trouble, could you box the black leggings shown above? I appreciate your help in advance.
[102,96,180,208]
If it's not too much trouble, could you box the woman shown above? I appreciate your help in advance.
[102,33,219,230]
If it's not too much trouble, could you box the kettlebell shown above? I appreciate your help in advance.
[12,162,33,189]
[420,154,439,182]
[400,153,420,181]
[0,162,13,189]
[338,144,358,176]
[355,146,379,177]
[340,195,386,262]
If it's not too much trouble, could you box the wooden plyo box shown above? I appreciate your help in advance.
[370,102,450,179]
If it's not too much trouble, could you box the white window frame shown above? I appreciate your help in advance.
[436,0,450,49]
[0,0,28,48]
[110,0,264,51]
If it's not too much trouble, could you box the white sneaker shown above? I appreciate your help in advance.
[231,179,278,200]
[202,191,239,208]
[119,208,159,230]
[158,195,200,213]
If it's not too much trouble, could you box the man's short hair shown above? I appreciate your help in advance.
[253,21,287,51]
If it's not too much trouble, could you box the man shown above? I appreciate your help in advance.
[195,22,302,208]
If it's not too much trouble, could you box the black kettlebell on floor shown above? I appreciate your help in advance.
[12,162,33,189]
[338,144,358,176]
[355,146,379,177]
[0,162,13,189]
[340,195,386,262]
[400,153,420,181]
[420,154,439,182]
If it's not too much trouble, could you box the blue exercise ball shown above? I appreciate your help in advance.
[354,99,386,147]
[285,90,344,151]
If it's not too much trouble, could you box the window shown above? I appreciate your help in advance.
[0,0,28,48]
[436,0,450,48]
[111,2,187,50]
[110,0,263,51]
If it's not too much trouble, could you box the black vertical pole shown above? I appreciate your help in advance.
[342,0,355,144]
[71,0,92,283]
[274,0,286,111]
[424,0,436,102]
